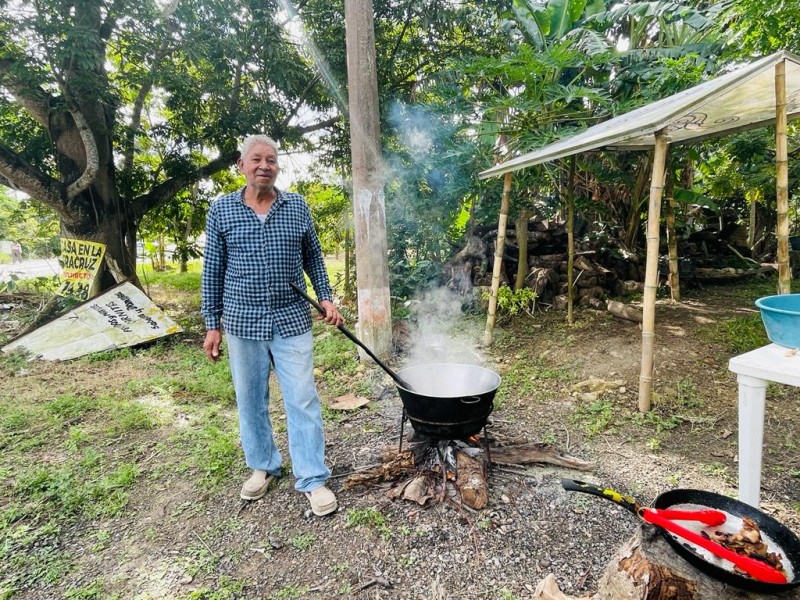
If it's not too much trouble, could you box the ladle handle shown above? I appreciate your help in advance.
[289,283,413,390]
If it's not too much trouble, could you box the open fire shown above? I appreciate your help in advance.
[342,432,592,510]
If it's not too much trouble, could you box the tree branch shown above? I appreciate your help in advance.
[388,1,415,67]
[122,25,175,188]
[66,108,100,199]
[280,74,322,131]
[295,116,341,135]
[0,58,53,127]
[131,150,240,219]
[279,0,310,28]
[0,142,65,215]
[122,80,154,185]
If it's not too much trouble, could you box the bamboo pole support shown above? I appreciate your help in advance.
[664,156,680,302]
[484,172,513,346]
[775,59,791,294]
[638,132,669,412]
[566,156,576,325]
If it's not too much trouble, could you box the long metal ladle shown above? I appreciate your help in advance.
[290,283,415,391]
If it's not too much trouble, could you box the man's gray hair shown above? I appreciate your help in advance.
[240,135,279,158]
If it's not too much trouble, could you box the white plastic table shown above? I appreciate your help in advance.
[728,344,800,507]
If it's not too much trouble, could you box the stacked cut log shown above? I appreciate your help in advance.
[452,215,771,311]
[456,219,643,310]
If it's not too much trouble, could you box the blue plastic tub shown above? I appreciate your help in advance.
[755,294,800,348]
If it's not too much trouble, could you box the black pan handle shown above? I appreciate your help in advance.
[561,479,641,515]
[289,282,415,391]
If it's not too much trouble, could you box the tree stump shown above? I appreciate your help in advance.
[596,524,797,599]
[534,524,799,599]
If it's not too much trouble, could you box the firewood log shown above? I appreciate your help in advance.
[607,300,643,323]
[454,450,488,510]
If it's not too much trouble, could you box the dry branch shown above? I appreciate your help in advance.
[488,443,593,471]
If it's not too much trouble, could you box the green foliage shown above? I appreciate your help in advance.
[0,351,28,376]
[64,579,108,599]
[344,507,392,540]
[183,578,244,600]
[176,423,240,489]
[288,533,317,551]
[572,398,615,436]
[44,395,98,420]
[269,586,308,600]
[720,0,800,56]
[0,274,61,295]
[293,180,350,256]
[14,458,139,519]
[0,191,59,258]
[701,313,770,356]
[490,285,539,317]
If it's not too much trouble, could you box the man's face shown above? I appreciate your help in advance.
[238,143,280,192]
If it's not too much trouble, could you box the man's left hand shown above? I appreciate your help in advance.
[319,300,343,327]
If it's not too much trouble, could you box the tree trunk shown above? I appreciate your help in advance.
[566,156,576,325]
[345,0,393,356]
[664,158,680,302]
[775,59,791,293]
[61,206,140,292]
[514,209,530,290]
[624,153,654,250]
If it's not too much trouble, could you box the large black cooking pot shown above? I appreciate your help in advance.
[395,363,501,439]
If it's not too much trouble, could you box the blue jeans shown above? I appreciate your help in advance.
[226,328,330,492]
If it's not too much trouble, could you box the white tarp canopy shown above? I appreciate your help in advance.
[479,50,800,180]
[478,50,799,415]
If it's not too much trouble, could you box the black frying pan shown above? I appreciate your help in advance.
[562,479,800,593]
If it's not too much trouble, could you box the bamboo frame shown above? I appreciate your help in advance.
[638,131,669,412]
[483,172,513,346]
[775,60,791,294]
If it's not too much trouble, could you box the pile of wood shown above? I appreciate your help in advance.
[444,217,772,310]
[446,219,643,308]
[342,436,593,511]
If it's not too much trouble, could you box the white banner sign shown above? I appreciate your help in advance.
[2,281,183,361]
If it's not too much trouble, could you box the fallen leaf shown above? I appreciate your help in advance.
[329,393,370,411]
[721,429,733,439]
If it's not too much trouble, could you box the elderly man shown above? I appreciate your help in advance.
[201,134,343,516]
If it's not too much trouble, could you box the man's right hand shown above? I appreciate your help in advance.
[203,329,223,362]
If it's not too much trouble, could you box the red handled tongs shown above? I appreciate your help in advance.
[640,508,787,584]
[561,480,788,585]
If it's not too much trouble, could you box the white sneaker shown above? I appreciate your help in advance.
[240,470,277,501]
[305,485,337,516]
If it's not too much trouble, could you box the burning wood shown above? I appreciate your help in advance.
[343,437,592,510]
[455,449,489,509]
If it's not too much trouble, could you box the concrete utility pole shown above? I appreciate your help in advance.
[344,0,393,356]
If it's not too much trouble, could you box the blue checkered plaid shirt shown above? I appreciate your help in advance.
[200,187,334,340]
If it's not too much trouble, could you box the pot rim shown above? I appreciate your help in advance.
[395,362,501,393]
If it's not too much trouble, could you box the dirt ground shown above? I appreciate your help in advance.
[3,277,800,599]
